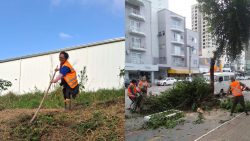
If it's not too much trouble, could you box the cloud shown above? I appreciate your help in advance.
[50,0,62,7]
[59,32,73,39]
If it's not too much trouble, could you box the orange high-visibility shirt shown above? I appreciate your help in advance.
[230,81,243,97]
[62,61,78,89]
[127,83,137,97]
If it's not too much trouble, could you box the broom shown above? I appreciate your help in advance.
[29,66,58,123]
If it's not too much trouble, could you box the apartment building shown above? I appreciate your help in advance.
[191,4,217,58]
[125,0,161,82]
[157,9,199,77]
[125,0,199,83]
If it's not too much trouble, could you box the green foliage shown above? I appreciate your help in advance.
[220,98,250,112]
[197,0,250,60]
[10,114,56,141]
[0,79,12,93]
[78,66,88,92]
[0,88,124,109]
[119,68,125,78]
[146,110,185,129]
[73,111,104,134]
[143,77,219,113]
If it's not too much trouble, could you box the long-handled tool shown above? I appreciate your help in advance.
[29,66,58,123]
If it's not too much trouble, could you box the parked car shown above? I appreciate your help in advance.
[185,77,193,82]
[157,77,177,86]
[236,76,247,80]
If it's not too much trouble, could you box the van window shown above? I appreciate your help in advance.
[218,76,223,82]
[224,76,230,81]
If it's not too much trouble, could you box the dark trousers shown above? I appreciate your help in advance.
[63,86,73,100]
[129,94,143,111]
[231,95,248,114]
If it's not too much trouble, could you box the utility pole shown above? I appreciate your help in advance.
[187,45,194,77]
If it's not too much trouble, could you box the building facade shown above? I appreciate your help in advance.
[0,38,125,94]
[125,0,158,82]
[125,0,199,83]
[191,4,217,58]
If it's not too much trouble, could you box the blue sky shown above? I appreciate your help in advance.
[0,0,124,60]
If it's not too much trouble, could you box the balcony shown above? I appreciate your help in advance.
[171,25,184,32]
[129,27,146,37]
[171,14,184,20]
[125,0,144,6]
[171,39,184,45]
[171,53,185,57]
[130,44,146,52]
[129,9,145,21]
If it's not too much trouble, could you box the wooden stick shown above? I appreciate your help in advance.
[29,66,58,123]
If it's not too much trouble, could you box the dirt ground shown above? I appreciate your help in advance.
[0,98,125,141]
[125,109,237,141]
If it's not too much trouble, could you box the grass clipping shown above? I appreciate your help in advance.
[146,110,185,129]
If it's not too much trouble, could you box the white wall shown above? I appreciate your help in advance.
[0,39,125,94]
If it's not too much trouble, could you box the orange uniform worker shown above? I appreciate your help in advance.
[138,76,150,94]
[127,79,143,111]
[51,51,79,110]
[227,76,249,116]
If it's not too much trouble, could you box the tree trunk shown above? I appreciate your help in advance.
[210,57,216,95]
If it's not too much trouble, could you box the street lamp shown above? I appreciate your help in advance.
[187,45,194,77]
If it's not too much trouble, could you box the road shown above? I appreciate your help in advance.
[196,113,250,141]
[125,80,250,141]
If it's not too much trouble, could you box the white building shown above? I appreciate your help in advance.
[0,38,125,94]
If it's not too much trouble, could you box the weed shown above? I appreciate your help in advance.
[73,111,104,135]
[0,88,124,109]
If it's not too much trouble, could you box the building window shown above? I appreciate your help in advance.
[131,37,142,48]
[173,46,184,55]
[130,20,140,31]
[173,33,183,42]
[192,48,197,55]
[173,57,184,67]
[191,37,197,43]
[131,52,142,64]
[131,7,140,15]
[172,20,182,29]
[193,60,198,65]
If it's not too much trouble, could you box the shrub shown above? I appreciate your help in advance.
[220,98,250,112]
[143,77,218,113]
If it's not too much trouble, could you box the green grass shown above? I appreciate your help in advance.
[0,88,124,109]
[220,98,250,112]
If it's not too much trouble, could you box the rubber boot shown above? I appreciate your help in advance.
[64,98,71,111]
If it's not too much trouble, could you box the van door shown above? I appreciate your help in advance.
[215,76,224,95]
[222,75,230,95]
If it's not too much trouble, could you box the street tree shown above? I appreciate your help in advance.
[197,0,250,94]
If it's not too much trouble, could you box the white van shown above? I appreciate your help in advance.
[203,72,235,96]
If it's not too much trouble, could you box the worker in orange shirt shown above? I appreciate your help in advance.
[138,76,150,96]
[127,79,142,112]
[227,76,249,116]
